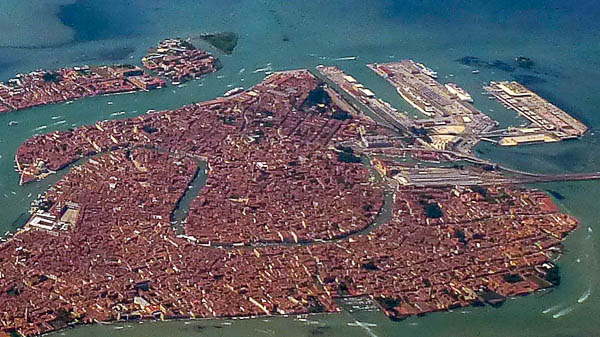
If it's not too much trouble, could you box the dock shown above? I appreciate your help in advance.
[484,81,588,145]
[368,60,498,153]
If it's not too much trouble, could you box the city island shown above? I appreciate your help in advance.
[0,58,594,336]
[0,37,220,114]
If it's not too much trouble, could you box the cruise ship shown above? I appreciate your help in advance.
[415,62,438,79]
[444,83,473,103]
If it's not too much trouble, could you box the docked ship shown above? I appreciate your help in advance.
[415,62,438,79]
[444,83,473,103]
[223,87,244,97]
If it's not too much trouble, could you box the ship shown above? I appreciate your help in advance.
[223,87,244,97]
[415,62,438,79]
[444,83,473,102]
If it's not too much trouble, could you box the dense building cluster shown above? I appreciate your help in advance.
[0,65,165,112]
[0,37,220,116]
[2,70,577,336]
[142,38,220,84]
[312,185,576,318]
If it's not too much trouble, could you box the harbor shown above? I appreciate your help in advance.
[484,81,588,146]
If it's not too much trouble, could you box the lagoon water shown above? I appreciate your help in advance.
[1,1,600,336]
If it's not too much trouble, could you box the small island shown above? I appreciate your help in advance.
[199,32,239,54]
[0,37,221,115]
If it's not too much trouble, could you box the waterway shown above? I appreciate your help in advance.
[0,1,599,336]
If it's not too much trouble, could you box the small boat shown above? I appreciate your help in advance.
[8,121,19,126]
[472,69,480,74]
[252,66,272,74]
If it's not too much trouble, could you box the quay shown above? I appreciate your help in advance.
[316,65,412,133]
[367,60,497,153]
[484,81,588,146]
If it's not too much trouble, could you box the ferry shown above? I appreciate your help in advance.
[415,62,438,79]
[223,87,244,97]
[445,83,473,102]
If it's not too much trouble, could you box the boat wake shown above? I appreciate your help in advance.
[542,304,563,314]
[33,125,47,131]
[578,287,592,303]
[348,321,378,337]
[252,66,273,74]
[552,305,576,319]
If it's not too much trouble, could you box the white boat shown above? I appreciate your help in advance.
[333,56,358,61]
[445,83,473,102]
[224,87,244,97]
[415,62,438,78]
[8,121,19,126]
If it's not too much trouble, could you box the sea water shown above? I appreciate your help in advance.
[0,1,599,336]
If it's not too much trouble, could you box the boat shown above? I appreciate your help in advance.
[8,121,18,126]
[224,87,244,97]
[415,62,438,78]
[445,83,473,102]
[333,56,358,61]
[472,69,480,74]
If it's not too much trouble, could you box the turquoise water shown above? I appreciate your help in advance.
[1,1,600,336]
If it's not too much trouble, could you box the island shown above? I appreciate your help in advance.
[0,38,220,115]
[141,38,221,84]
[198,32,239,55]
[0,68,582,336]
